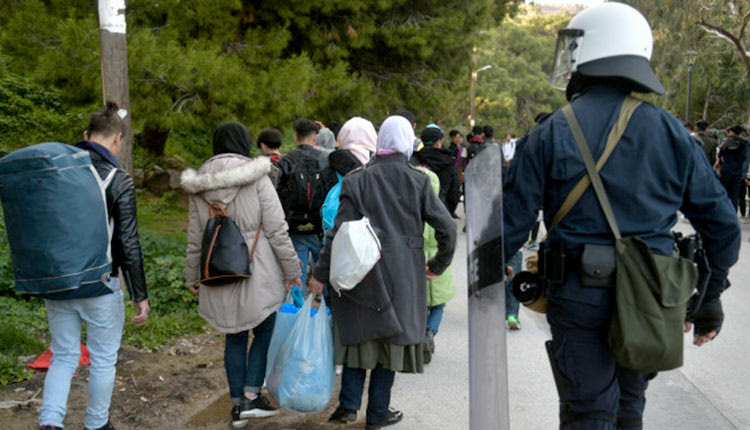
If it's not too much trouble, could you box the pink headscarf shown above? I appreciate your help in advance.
[338,117,377,165]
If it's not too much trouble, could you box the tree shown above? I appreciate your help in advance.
[472,5,568,135]
[626,0,750,128]
[0,0,518,165]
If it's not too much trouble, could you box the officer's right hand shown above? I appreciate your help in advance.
[685,298,723,346]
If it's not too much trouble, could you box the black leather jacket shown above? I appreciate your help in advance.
[86,148,148,302]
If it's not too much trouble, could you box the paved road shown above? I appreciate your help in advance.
[387,214,750,429]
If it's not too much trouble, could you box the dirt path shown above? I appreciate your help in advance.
[0,331,357,429]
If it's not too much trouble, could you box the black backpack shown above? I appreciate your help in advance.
[200,202,261,286]
[284,155,323,234]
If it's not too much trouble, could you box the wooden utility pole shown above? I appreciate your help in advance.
[97,0,133,174]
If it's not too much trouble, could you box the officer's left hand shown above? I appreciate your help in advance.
[685,298,724,346]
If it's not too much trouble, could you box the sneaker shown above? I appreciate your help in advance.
[85,420,115,430]
[40,426,63,430]
[507,315,522,330]
[366,408,404,429]
[329,405,357,423]
[426,329,435,354]
[231,404,248,428]
[238,394,279,419]
[741,217,750,224]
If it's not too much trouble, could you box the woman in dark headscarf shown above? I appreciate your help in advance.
[182,122,301,428]
[212,121,253,156]
[309,116,457,429]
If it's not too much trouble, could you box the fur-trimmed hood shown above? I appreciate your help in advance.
[181,154,271,203]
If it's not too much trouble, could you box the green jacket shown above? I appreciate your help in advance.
[422,168,456,306]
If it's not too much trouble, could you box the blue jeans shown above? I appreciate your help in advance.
[224,312,276,404]
[39,278,124,430]
[426,303,445,334]
[339,363,395,423]
[505,251,522,318]
[291,233,322,290]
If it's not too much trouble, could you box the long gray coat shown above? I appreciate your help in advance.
[313,154,457,345]
[182,154,301,334]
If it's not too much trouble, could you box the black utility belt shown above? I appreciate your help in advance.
[542,244,616,288]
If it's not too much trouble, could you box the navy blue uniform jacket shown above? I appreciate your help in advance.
[502,85,740,304]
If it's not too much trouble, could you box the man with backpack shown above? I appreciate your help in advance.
[40,103,150,430]
[276,118,328,288]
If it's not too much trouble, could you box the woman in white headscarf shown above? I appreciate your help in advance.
[309,115,457,429]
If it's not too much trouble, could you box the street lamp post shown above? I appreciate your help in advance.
[469,63,492,127]
[685,50,698,124]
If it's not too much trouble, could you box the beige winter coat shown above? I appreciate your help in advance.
[181,154,301,334]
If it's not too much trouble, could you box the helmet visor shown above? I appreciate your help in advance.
[550,29,584,90]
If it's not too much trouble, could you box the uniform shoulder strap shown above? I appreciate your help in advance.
[548,96,642,235]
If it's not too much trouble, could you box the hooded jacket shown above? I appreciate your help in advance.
[411,146,462,214]
[182,154,301,333]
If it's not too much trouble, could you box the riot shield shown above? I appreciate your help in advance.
[464,144,509,430]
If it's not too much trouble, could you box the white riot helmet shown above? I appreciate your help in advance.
[549,2,665,94]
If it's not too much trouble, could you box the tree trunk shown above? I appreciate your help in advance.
[138,122,170,156]
[98,0,133,174]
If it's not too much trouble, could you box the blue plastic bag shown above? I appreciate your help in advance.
[266,287,304,374]
[265,293,334,414]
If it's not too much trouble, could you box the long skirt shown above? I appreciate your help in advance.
[333,324,424,373]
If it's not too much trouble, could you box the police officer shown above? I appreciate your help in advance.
[502,3,741,429]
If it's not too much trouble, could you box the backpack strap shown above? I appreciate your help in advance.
[548,96,642,235]
[209,202,228,218]
[249,224,262,263]
[210,200,263,263]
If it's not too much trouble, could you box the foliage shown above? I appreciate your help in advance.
[0,296,47,385]
[626,0,750,128]
[122,305,205,353]
[0,0,519,166]
[473,5,569,135]
[0,71,84,153]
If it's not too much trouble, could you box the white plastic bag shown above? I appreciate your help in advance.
[329,217,381,294]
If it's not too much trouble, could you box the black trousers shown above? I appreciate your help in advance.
[720,177,743,214]
[547,296,656,430]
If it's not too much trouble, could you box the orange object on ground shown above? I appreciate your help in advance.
[26,344,91,370]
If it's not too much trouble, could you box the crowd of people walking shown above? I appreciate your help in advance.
[12,3,747,430]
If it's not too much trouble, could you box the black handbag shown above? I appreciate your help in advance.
[199,202,262,286]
